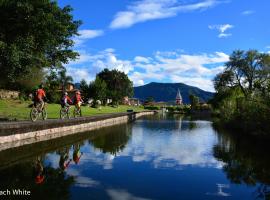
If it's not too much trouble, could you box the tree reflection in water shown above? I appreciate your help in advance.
[213,129,270,200]
[0,155,75,200]
[89,124,132,155]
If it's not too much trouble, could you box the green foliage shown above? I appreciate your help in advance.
[97,68,134,104]
[189,94,199,109]
[89,77,107,105]
[0,0,81,90]
[166,105,191,113]
[214,50,270,98]
[212,49,270,135]
[80,79,89,100]
[58,68,73,90]
[144,106,159,110]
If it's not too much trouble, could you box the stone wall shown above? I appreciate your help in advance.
[0,89,20,99]
[0,111,155,151]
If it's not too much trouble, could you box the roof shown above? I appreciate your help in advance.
[176,89,182,100]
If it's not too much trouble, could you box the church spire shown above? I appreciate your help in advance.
[176,89,182,105]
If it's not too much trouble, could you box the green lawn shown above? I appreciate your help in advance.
[0,99,145,121]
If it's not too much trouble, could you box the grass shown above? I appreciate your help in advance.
[0,99,145,121]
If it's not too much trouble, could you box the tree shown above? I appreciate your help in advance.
[0,0,81,90]
[214,50,270,99]
[80,79,89,100]
[97,69,133,105]
[189,94,199,109]
[58,68,73,91]
[89,77,107,104]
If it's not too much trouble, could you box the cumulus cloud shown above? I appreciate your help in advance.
[134,56,152,63]
[132,51,228,91]
[110,0,221,29]
[209,24,234,38]
[66,49,134,83]
[73,29,104,47]
[66,48,228,91]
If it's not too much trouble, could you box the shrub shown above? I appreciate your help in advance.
[144,106,159,110]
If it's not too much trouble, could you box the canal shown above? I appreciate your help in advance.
[0,114,269,200]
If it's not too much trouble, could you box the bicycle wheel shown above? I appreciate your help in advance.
[60,108,66,119]
[42,109,47,120]
[30,107,39,122]
[60,107,70,119]
[73,107,81,118]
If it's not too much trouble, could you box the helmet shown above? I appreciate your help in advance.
[64,92,68,95]
[39,84,44,89]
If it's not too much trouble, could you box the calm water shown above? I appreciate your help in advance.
[0,114,269,200]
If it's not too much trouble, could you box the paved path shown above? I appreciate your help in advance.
[0,112,138,136]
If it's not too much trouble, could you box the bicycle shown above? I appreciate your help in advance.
[60,105,70,119]
[30,102,47,122]
[73,104,82,118]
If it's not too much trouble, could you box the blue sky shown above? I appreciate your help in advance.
[59,0,270,92]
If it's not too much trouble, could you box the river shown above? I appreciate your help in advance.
[0,114,269,200]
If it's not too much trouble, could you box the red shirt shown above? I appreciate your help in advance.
[63,95,72,104]
[75,94,82,102]
[36,89,46,100]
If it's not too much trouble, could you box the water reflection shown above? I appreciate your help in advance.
[0,114,269,199]
[0,157,75,199]
[213,128,270,199]
[89,124,132,155]
[119,116,222,169]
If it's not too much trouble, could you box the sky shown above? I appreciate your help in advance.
[58,0,270,92]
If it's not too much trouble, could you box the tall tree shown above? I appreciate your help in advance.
[97,68,133,105]
[0,0,81,90]
[80,79,89,99]
[89,77,107,104]
[214,50,270,98]
[189,94,199,109]
[58,68,73,91]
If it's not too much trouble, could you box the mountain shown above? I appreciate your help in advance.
[133,82,214,104]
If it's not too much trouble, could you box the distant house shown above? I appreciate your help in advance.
[176,89,183,105]
[122,96,140,106]
[66,83,75,91]
[58,83,76,92]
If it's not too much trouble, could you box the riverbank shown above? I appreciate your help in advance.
[0,99,145,121]
[0,111,155,151]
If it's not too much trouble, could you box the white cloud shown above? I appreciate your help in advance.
[134,56,152,63]
[241,10,255,15]
[73,29,104,47]
[66,49,228,91]
[110,0,221,29]
[107,189,151,200]
[119,120,224,169]
[218,33,231,38]
[209,24,233,38]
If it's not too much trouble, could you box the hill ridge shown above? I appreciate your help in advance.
[133,82,214,104]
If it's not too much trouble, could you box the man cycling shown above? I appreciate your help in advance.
[35,84,46,111]
[61,92,72,108]
[74,90,83,109]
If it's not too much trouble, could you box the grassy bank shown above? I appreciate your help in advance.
[0,99,145,121]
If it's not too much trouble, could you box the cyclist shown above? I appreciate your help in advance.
[34,84,46,111]
[59,153,72,171]
[73,144,83,165]
[74,90,83,109]
[61,92,72,108]
[34,158,45,184]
